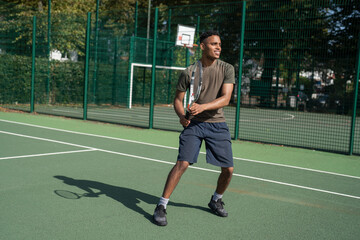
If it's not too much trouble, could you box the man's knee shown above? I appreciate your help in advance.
[221,167,233,178]
[174,160,190,173]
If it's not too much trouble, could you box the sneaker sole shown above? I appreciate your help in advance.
[208,203,228,217]
[153,216,168,226]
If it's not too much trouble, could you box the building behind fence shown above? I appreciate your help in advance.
[1,0,360,155]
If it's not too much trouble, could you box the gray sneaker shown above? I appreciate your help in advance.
[153,205,167,226]
[208,196,228,217]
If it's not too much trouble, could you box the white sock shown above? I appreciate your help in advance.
[212,192,223,202]
[158,197,169,209]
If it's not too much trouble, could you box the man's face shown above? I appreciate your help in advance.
[200,35,221,60]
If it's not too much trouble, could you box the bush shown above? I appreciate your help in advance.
[0,54,85,105]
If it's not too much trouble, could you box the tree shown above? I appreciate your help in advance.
[0,0,145,56]
[324,0,360,101]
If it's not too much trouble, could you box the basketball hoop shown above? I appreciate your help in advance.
[176,24,196,47]
[184,43,198,55]
[176,24,197,55]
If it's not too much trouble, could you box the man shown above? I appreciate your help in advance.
[153,30,235,226]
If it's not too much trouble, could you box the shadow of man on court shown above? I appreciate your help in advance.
[54,175,209,222]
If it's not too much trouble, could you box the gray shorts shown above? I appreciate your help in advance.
[177,121,233,168]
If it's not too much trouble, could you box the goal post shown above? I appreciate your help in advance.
[129,63,186,109]
[127,24,196,109]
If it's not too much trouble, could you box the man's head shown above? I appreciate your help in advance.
[200,31,221,60]
[200,30,220,44]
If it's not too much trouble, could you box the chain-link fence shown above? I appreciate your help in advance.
[1,0,360,155]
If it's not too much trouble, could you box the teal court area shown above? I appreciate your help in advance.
[1,110,359,239]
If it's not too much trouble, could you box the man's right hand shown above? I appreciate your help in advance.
[180,115,190,128]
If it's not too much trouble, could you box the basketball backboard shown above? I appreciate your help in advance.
[175,24,196,47]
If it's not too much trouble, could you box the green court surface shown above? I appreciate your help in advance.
[1,110,360,240]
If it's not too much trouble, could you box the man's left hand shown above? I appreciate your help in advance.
[189,103,205,116]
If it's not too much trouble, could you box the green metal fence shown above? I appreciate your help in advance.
[1,0,360,155]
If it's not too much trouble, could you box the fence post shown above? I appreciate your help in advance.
[196,15,201,59]
[167,8,172,41]
[166,8,172,104]
[134,1,138,36]
[92,0,100,104]
[30,16,36,113]
[112,37,118,105]
[234,1,246,140]
[83,12,91,120]
[127,36,134,108]
[186,47,190,67]
[46,0,51,104]
[349,31,360,155]
[149,7,158,129]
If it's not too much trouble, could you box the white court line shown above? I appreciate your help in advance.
[51,108,293,122]
[0,130,97,150]
[189,166,360,200]
[0,149,96,161]
[1,118,359,180]
[0,129,359,200]
[236,113,295,122]
[233,157,360,180]
[52,109,177,121]
[88,148,360,200]
[0,119,177,150]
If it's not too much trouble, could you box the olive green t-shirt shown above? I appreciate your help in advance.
[176,59,235,122]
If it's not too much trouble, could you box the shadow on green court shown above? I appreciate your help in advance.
[54,176,210,224]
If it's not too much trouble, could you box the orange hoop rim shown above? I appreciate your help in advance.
[184,43,198,48]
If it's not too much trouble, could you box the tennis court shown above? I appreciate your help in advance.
[1,110,360,239]
[21,104,356,152]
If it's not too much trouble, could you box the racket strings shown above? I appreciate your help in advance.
[189,61,203,104]
[186,60,203,119]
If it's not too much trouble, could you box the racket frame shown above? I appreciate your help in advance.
[185,61,202,119]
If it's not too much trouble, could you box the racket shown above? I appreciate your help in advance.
[54,190,100,200]
[185,61,203,119]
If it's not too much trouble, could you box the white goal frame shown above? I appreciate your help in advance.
[129,63,186,109]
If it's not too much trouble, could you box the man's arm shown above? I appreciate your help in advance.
[173,90,191,127]
[188,83,233,116]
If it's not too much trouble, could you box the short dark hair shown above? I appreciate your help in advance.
[200,30,220,43]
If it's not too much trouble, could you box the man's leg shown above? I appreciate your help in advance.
[215,167,233,194]
[154,122,201,226]
[153,160,189,226]
[162,160,190,198]
[208,167,233,217]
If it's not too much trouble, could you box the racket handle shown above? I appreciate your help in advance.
[185,111,195,120]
